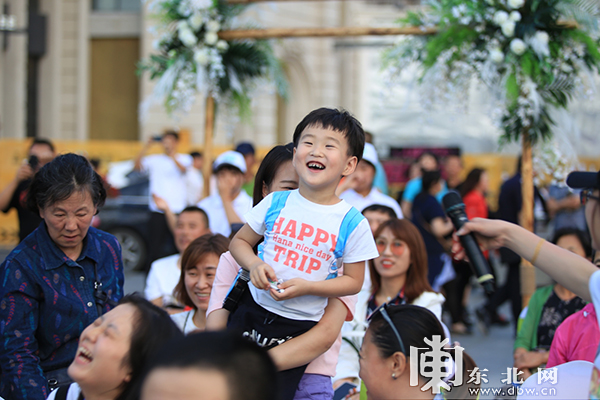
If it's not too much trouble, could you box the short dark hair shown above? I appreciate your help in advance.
[190,151,203,158]
[163,130,179,141]
[252,143,294,206]
[362,204,397,220]
[179,206,210,230]
[417,151,439,167]
[30,138,55,153]
[420,169,442,194]
[116,294,183,400]
[26,153,106,213]
[551,227,592,258]
[141,331,277,400]
[292,108,365,162]
[174,234,230,308]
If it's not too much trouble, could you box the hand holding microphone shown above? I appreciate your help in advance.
[442,191,495,295]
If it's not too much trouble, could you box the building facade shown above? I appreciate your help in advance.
[1,0,413,148]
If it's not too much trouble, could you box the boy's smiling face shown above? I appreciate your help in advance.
[293,125,357,198]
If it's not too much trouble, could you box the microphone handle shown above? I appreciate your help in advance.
[458,233,495,295]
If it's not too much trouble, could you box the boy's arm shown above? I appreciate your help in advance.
[229,224,276,290]
[273,261,365,300]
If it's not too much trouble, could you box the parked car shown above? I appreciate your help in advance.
[94,169,153,272]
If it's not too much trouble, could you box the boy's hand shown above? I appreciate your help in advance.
[249,261,277,290]
[269,278,309,301]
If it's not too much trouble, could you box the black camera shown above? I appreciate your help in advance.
[223,268,250,313]
[28,155,39,170]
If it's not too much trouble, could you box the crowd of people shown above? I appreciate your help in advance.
[0,107,599,400]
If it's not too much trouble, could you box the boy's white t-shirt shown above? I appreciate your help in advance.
[245,190,378,321]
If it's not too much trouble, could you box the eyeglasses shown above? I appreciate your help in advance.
[375,238,406,256]
[580,189,600,205]
[367,303,406,355]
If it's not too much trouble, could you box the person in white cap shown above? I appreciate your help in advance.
[338,143,403,218]
[198,151,253,237]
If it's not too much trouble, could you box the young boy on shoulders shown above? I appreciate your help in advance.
[229,108,379,399]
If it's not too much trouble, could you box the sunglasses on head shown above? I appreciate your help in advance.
[367,303,406,355]
[580,189,600,205]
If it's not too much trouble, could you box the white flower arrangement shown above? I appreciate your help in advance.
[382,0,600,149]
[510,38,526,55]
[139,0,286,119]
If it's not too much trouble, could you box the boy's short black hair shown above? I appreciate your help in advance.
[292,108,365,162]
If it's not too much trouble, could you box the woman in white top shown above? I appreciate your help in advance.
[335,218,445,388]
[46,294,182,400]
[171,234,230,334]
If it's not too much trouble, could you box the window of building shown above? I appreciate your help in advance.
[92,0,141,12]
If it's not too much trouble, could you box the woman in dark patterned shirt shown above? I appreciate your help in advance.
[0,154,124,400]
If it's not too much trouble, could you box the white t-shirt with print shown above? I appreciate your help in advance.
[245,190,378,321]
[142,153,192,213]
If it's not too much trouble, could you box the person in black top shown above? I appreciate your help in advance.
[0,138,56,242]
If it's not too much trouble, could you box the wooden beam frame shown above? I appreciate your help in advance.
[227,0,336,2]
[218,26,437,40]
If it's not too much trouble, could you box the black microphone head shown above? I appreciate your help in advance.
[442,190,464,213]
[566,171,600,190]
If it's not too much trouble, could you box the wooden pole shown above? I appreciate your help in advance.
[202,95,215,199]
[218,26,438,40]
[520,132,536,308]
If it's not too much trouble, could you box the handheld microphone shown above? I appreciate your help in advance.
[442,191,495,295]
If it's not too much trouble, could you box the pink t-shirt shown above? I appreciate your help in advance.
[547,303,600,368]
[207,251,357,377]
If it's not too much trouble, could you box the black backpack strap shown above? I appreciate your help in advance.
[54,385,69,400]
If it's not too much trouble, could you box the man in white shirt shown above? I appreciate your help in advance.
[145,206,210,309]
[198,150,253,237]
[186,151,204,205]
[134,130,193,265]
[338,143,403,218]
